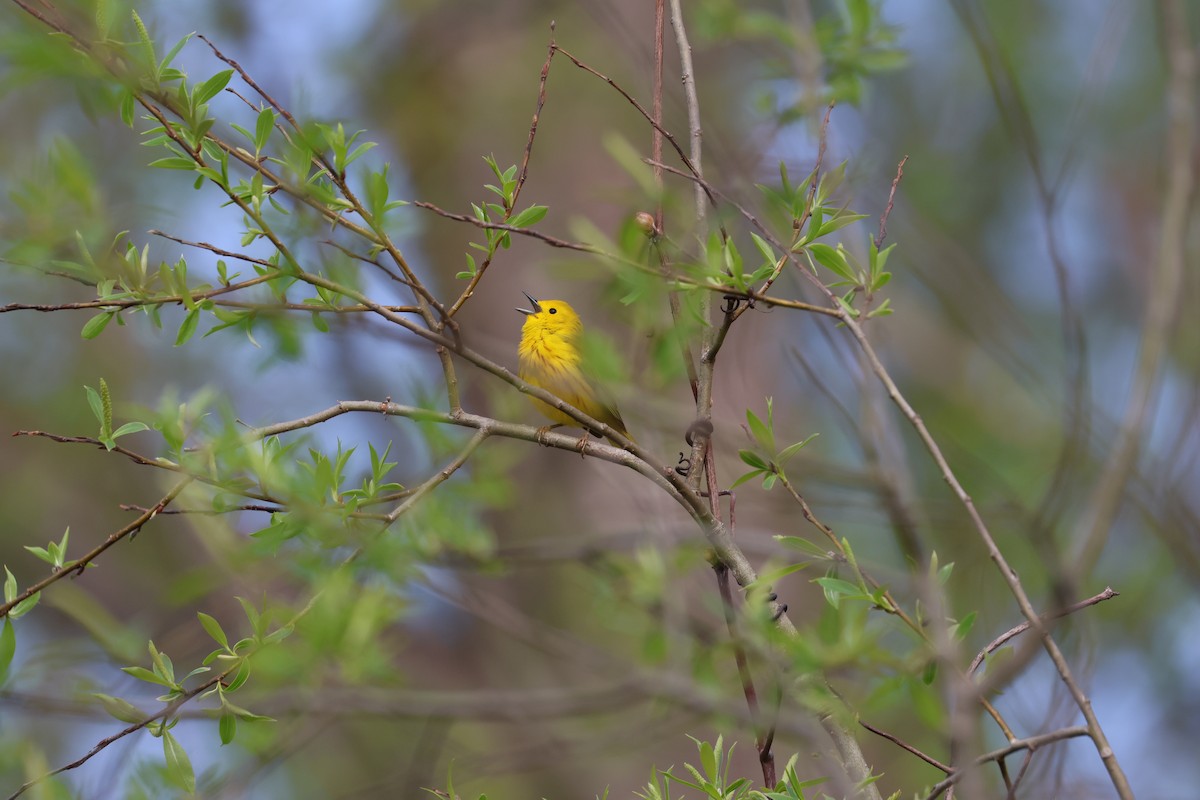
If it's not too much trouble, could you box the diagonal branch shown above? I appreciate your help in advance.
[0,478,192,620]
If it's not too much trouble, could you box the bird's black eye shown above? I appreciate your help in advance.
[548,307,557,314]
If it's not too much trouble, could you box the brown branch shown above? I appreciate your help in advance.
[969,586,1120,676]
[13,430,287,508]
[412,201,597,252]
[653,0,666,235]
[646,104,1114,781]
[448,23,557,317]
[119,502,283,516]
[922,726,1091,800]
[669,0,706,222]
[4,663,237,800]
[650,0,701,398]
[551,44,710,202]
[874,155,909,249]
[0,479,192,620]
[1,268,278,316]
[860,720,951,773]
[385,430,488,522]
[846,307,1132,796]
[420,198,837,318]
[193,34,457,397]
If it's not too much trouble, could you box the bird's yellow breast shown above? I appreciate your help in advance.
[516,299,630,440]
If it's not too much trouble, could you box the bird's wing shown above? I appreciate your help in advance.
[541,360,631,439]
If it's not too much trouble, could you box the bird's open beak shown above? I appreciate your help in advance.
[515,292,542,315]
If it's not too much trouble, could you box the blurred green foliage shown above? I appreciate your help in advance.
[0,1,1193,799]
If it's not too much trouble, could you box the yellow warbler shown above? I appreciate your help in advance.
[516,293,632,445]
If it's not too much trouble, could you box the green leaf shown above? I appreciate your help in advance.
[121,665,174,687]
[745,408,774,451]
[175,307,200,346]
[162,731,196,793]
[756,560,812,584]
[749,232,777,268]
[81,311,114,339]
[112,422,150,440]
[254,108,275,153]
[194,69,234,105]
[835,293,858,318]
[509,204,548,228]
[953,611,977,641]
[729,469,763,489]
[871,240,897,275]
[9,593,38,620]
[94,693,144,724]
[24,546,53,566]
[869,301,894,324]
[225,659,252,692]
[814,576,861,609]
[157,31,192,75]
[816,211,869,238]
[777,433,819,464]
[85,385,104,426]
[0,619,15,686]
[235,596,262,638]
[197,612,229,649]
[774,535,833,558]
[807,243,856,282]
[119,90,136,127]
[3,567,16,603]
[181,665,211,683]
[737,450,768,470]
[723,237,744,283]
[148,157,198,170]
[223,700,273,722]
[219,712,237,744]
[345,140,378,169]
[698,739,717,780]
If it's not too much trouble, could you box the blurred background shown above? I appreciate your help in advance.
[1,0,1196,798]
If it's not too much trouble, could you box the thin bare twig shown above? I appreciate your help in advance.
[551,44,709,201]
[385,430,488,522]
[412,201,595,252]
[860,720,951,773]
[448,23,557,317]
[922,726,1091,800]
[969,587,1120,676]
[874,155,909,249]
[4,664,237,800]
[0,479,192,620]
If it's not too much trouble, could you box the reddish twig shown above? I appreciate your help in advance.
[448,22,557,317]
[860,720,951,773]
[874,154,909,249]
[551,44,710,202]
[653,0,666,234]
[413,201,597,252]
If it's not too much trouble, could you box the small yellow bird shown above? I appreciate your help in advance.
[516,293,632,446]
